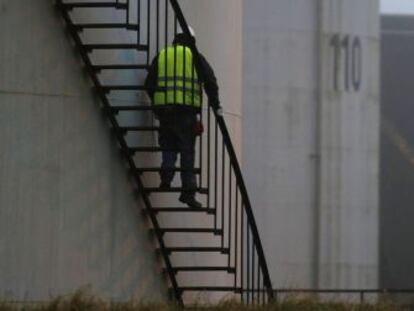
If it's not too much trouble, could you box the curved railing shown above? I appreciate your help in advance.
[57,0,274,305]
[169,0,274,303]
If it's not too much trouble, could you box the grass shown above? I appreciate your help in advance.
[0,289,409,311]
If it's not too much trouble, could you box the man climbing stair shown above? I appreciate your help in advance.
[145,25,221,208]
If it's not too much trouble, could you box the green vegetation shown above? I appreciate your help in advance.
[0,290,407,311]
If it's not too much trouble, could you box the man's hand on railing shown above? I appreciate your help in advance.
[210,100,223,117]
[194,120,204,136]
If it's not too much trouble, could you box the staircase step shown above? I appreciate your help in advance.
[135,167,201,173]
[150,207,215,214]
[74,23,139,31]
[93,64,150,71]
[179,286,242,293]
[129,147,197,154]
[120,126,160,132]
[172,266,236,273]
[102,85,147,93]
[108,105,154,113]
[143,187,208,194]
[164,247,229,254]
[159,228,222,234]
[60,2,128,10]
[128,146,167,153]
[83,44,148,51]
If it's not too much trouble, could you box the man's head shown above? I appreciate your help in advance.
[174,25,196,45]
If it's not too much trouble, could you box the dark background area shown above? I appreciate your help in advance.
[381,14,414,290]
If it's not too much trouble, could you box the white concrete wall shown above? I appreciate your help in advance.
[0,0,167,301]
[243,0,320,288]
[242,0,380,289]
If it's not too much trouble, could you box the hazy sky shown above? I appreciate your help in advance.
[381,0,414,14]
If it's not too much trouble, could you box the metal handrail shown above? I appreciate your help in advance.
[56,0,274,304]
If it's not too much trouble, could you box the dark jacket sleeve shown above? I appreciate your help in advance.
[144,56,158,101]
[198,54,220,109]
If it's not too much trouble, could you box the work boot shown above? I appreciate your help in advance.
[179,194,202,208]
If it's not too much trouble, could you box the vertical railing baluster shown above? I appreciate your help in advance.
[198,49,204,191]
[234,188,239,289]
[252,241,255,304]
[137,0,141,45]
[258,257,261,305]
[164,0,168,102]
[173,16,177,105]
[146,0,150,64]
[221,139,225,248]
[241,206,245,302]
[155,0,159,53]
[214,119,218,230]
[262,271,266,305]
[207,104,211,212]
[247,228,250,304]
[198,35,204,191]
[228,165,232,267]
[181,15,188,187]
[198,93,203,190]
[126,0,130,25]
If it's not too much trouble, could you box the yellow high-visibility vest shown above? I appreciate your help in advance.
[154,45,202,108]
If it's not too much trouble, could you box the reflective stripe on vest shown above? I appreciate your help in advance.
[154,45,202,108]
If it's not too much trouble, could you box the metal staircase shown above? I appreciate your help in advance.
[56,0,274,306]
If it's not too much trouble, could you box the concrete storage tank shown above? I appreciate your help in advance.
[242,0,380,289]
[0,0,379,303]
[0,0,168,302]
[0,0,243,303]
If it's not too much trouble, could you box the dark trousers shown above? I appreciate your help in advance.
[158,111,197,196]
